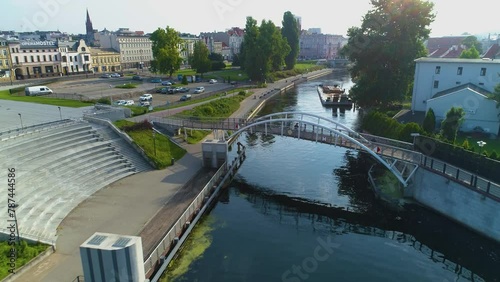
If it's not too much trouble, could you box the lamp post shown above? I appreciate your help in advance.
[152,131,157,156]
[411,133,420,150]
[12,203,20,245]
[18,113,23,130]
[58,106,62,120]
[477,141,486,155]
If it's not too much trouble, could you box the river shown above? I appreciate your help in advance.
[160,70,500,282]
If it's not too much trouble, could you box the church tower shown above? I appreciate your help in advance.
[85,9,94,46]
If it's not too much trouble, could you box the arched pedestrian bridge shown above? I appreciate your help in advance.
[154,112,422,187]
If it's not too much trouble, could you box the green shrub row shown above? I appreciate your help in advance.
[361,111,424,142]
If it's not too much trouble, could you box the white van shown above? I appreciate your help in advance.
[25,86,53,96]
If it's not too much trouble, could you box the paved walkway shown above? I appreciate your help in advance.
[10,68,332,282]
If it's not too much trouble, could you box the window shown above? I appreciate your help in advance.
[435,66,441,74]
[2,50,6,56]
[15,57,19,64]
[480,68,486,76]
[37,55,40,62]
[457,67,463,75]
[84,55,89,61]
[81,47,86,51]
[23,56,27,62]
[62,56,67,62]
[49,55,52,61]
[30,56,34,62]
[456,81,461,85]
[433,80,439,88]
[70,56,73,62]
[74,56,78,62]
[43,55,46,62]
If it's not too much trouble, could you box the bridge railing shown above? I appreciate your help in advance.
[421,156,500,201]
[360,133,414,150]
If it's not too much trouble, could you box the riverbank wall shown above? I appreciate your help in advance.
[405,168,500,243]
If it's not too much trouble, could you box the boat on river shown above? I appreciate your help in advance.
[317,85,353,107]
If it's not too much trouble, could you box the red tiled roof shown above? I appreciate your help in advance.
[426,36,467,51]
[442,46,465,58]
[482,44,500,59]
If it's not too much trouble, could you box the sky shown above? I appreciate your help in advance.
[2,0,499,38]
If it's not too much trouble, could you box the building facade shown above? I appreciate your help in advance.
[99,29,153,70]
[228,27,244,60]
[411,58,500,135]
[90,48,121,73]
[0,38,13,82]
[299,33,347,60]
[179,34,200,66]
[58,39,91,75]
[9,40,61,79]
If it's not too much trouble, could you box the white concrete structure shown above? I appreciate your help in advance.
[411,58,500,134]
[80,232,145,282]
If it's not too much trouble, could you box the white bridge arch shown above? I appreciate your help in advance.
[225,112,419,187]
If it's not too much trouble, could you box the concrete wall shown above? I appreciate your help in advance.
[407,168,500,243]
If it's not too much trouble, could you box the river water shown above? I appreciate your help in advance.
[161,70,500,282]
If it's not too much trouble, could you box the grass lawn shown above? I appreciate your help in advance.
[0,241,49,280]
[0,90,93,107]
[113,120,186,169]
[455,133,500,156]
[203,69,249,81]
[294,63,319,71]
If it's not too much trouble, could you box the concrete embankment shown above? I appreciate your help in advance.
[406,168,500,243]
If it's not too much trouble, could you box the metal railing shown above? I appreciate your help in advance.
[0,118,78,140]
[143,163,227,276]
[420,156,500,200]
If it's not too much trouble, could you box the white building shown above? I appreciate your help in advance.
[58,39,92,75]
[9,40,62,79]
[411,57,500,135]
[99,29,153,70]
[228,27,244,60]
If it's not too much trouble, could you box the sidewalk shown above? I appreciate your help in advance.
[10,68,331,282]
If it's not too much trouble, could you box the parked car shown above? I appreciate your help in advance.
[230,81,238,85]
[140,101,151,107]
[100,74,111,78]
[110,73,121,78]
[123,100,134,106]
[180,94,192,101]
[157,87,171,94]
[167,88,178,94]
[114,100,126,105]
[150,78,162,83]
[209,79,217,84]
[161,81,172,86]
[139,94,153,101]
[132,75,143,81]
[178,87,190,93]
[194,86,205,94]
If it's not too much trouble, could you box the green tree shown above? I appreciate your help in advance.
[209,53,226,71]
[189,41,211,76]
[281,11,300,70]
[462,35,483,54]
[271,25,291,72]
[182,75,188,85]
[398,122,424,142]
[440,107,465,142]
[459,45,480,59]
[341,0,435,108]
[231,53,241,66]
[150,26,183,77]
[242,17,260,81]
[422,107,436,134]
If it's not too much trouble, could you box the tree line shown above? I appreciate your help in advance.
[148,11,300,81]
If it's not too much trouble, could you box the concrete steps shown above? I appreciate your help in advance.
[0,120,147,243]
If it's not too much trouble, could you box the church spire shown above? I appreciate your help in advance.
[86,9,93,34]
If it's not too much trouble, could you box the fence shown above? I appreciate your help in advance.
[0,118,78,140]
[143,162,228,277]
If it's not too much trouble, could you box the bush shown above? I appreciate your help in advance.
[423,108,436,134]
[115,83,137,89]
[489,150,499,160]
[461,139,471,151]
[238,91,246,96]
[121,120,152,132]
[182,75,188,85]
[96,97,111,105]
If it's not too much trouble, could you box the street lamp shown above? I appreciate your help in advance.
[477,141,486,155]
[12,203,20,245]
[411,133,420,150]
[152,131,157,156]
[18,113,23,130]
[58,106,62,120]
